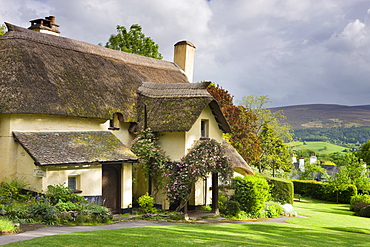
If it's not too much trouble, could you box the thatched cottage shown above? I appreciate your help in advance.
[0,17,253,213]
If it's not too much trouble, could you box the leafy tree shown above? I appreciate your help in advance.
[239,95,293,142]
[356,140,370,165]
[258,123,292,176]
[0,24,6,36]
[104,24,163,59]
[207,84,261,163]
[298,163,328,180]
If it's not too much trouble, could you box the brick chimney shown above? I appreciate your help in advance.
[28,16,60,36]
[173,41,196,82]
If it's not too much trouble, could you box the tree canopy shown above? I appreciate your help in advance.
[104,24,163,59]
[0,24,6,36]
[207,84,261,163]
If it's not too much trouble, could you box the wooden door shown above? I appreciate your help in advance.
[102,164,121,214]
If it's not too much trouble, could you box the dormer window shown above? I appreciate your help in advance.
[201,119,209,139]
[109,113,122,130]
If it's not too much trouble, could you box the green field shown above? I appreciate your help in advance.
[288,141,347,155]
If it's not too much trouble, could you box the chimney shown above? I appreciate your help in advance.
[28,16,60,36]
[174,41,196,82]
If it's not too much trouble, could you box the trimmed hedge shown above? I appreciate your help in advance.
[231,176,270,218]
[266,177,294,205]
[292,180,357,203]
[350,194,370,213]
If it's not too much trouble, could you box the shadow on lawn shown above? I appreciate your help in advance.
[325,226,370,235]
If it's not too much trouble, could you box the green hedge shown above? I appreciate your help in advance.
[292,180,357,203]
[266,177,294,205]
[350,194,370,213]
[231,176,270,218]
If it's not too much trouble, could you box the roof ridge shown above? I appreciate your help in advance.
[3,23,179,71]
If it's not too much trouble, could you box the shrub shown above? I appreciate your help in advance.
[264,202,283,218]
[30,203,58,224]
[200,205,212,211]
[0,178,31,203]
[86,204,113,223]
[55,200,83,211]
[137,193,157,214]
[231,176,270,218]
[292,180,357,203]
[359,206,370,218]
[223,200,240,217]
[350,194,370,213]
[0,218,19,234]
[266,177,294,205]
[45,184,85,205]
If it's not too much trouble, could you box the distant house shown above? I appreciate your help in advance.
[0,17,253,213]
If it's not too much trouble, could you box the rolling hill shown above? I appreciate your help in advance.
[270,104,370,129]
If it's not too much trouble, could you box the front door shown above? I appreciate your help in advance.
[102,164,121,213]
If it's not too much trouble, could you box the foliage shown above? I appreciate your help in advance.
[222,200,241,217]
[137,193,157,214]
[164,139,232,211]
[239,95,293,142]
[266,177,294,204]
[0,218,18,234]
[356,140,370,165]
[0,24,6,36]
[231,176,270,218]
[104,24,163,59]
[298,163,328,181]
[200,205,212,211]
[207,84,261,163]
[55,200,83,211]
[263,202,283,218]
[45,184,85,205]
[131,128,169,192]
[350,194,370,213]
[292,180,357,203]
[30,203,58,224]
[258,123,292,175]
[0,178,31,203]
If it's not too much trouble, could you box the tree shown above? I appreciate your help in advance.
[356,140,370,165]
[104,24,163,59]
[239,95,293,142]
[258,123,292,176]
[207,84,261,163]
[0,24,6,36]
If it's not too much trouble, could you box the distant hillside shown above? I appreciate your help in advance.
[270,104,370,129]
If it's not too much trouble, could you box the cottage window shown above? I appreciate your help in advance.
[201,120,209,139]
[109,113,122,130]
[68,175,79,192]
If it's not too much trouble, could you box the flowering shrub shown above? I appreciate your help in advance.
[131,128,169,190]
[164,139,232,211]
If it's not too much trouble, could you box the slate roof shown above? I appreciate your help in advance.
[13,131,138,166]
[222,140,254,175]
[137,82,231,132]
[0,23,188,121]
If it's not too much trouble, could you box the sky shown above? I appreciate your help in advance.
[1,0,370,107]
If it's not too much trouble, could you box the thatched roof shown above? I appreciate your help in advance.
[0,23,188,121]
[13,131,137,166]
[222,140,254,175]
[137,82,231,132]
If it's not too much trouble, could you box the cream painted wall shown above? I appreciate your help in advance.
[121,163,132,209]
[158,132,185,161]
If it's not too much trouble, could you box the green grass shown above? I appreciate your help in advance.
[5,199,370,246]
[0,218,18,234]
[288,141,346,154]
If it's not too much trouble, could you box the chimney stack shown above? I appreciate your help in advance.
[28,16,60,36]
[173,41,196,82]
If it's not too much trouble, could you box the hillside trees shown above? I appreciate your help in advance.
[207,84,261,163]
[103,24,163,59]
[356,140,370,165]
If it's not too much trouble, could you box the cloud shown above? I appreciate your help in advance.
[1,0,370,107]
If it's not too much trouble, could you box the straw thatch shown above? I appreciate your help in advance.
[137,82,231,132]
[0,23,188,121]
[222,140,254,175]
[13,131,137,166]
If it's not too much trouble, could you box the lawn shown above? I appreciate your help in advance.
[288,141,346,154]
[4,199,370,246]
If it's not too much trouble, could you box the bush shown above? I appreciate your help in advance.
[55,200,83,211]
[223,200,240,217]
[30,203,58,224]
[231,176,270,218]
[45,184,85,205]
[266,177,294,205]
[359,206,370,218]
[350,194,370,213]
[137,193,157,214]
[264,202,283,218]
[292,180,357,203]
[0,218,19,234]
